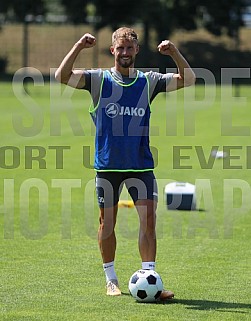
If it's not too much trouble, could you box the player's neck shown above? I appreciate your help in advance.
[114,65,136,77]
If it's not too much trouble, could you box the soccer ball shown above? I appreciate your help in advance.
[128,269,163,303]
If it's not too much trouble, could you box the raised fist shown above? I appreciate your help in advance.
[157,40,177,56]
[76,33,96,49]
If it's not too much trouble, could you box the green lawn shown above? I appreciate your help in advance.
[0,80,251,321]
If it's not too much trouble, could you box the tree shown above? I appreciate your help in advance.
[200,0,245,37]
[60,0,88,24]
[93,0,141,30]
[59,0,246,39]
[0,0,46,21]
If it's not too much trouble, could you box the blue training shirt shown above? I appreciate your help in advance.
[90,70,154,172]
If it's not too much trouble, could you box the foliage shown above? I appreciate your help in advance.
[81,0,246,39]
[92,0,141,30]
[0,0,46,21]
[60,0,88,24]
[135,0,199,42]
[0,0,248,37]
[199,0,246,37]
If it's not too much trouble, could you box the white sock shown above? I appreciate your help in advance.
[103,261,118,283]
[142,261,156,270]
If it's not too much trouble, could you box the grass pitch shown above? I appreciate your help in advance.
[0,80,251,321]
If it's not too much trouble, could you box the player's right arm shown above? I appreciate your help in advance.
[55,33,96,89]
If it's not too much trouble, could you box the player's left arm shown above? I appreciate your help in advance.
[158,40,196,92]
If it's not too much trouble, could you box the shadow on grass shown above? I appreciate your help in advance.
[123,294,251,312]
[162,298,251,313]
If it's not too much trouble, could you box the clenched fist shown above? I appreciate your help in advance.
[76,33,96,49]
[157,40,178,56]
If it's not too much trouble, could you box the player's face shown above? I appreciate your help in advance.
[111,39,139,70]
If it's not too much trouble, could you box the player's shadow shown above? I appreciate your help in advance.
[161,298,251,312]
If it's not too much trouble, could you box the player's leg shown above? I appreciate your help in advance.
[125,172,158,263]
[98,205,121,295]
[134,199,157,263]
[127,172,174,300]
[98,205,118,263]
[135,199,174,300]
[96,172,122,296]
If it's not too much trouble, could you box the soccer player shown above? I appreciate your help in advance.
[55,27,195,299]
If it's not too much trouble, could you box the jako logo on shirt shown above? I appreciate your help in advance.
[105,103,145,118]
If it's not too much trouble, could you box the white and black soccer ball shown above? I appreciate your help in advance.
[128,269,163,303]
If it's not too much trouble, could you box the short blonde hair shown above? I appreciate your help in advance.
[112,27,139,45]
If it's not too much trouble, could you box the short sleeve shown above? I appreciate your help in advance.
[82,69,104,106]
[145,71,174,102]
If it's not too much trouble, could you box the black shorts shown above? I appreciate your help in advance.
[95,171,158,208]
